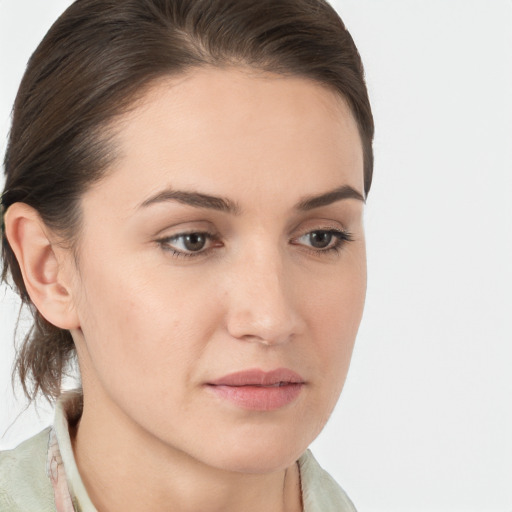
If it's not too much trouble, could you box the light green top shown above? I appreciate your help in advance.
[0,393,356,511]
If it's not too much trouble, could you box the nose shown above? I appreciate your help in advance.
[224,247,304,346]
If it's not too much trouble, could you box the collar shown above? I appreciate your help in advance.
[47,390,96,512]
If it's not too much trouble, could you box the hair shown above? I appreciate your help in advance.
[1,0,374,402]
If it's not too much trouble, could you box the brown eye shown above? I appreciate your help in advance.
[182,233,207,251]
[308,231,333,249]
[158,231,218,257]
[292,228,353,254]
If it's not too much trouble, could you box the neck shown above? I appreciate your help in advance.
[71,388,303,512]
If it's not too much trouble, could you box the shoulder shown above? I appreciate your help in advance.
[0,427,55,512]
[298,449,357,512]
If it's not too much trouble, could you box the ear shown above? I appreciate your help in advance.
[4,203,80,330]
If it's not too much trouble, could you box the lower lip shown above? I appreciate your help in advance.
[207,383,303,411]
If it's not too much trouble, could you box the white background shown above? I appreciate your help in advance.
[1,1,511,511]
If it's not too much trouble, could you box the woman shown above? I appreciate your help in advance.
[0,0,374,510]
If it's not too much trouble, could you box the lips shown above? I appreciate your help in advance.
[206,368,305,411]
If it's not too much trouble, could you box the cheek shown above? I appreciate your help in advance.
[306,247,366,335]
[303,253,366,397]
[73,254,220,394]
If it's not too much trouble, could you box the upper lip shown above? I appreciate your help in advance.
[208,368,305,387]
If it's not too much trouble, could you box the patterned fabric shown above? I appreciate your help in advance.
[46,428,78,512]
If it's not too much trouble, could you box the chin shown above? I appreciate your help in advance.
[194,426,313,475]
[212,448,303,475]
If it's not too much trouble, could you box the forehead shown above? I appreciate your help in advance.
[86,66,364,213]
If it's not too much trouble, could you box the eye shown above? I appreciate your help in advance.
[306,231,335,249]
[177,233,208,252]
[157,231,220,258]
[293,229,353,253]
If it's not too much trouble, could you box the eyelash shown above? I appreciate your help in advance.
[293,229,354,256]
[157,231,221,260]
[156,228,353,260]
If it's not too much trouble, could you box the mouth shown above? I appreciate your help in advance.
[206,368,305,411]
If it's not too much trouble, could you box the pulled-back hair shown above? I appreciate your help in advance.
[1,0,374,401]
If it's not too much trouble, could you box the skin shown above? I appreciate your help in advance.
[6,66,366,511]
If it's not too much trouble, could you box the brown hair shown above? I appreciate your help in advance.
[1,0,374,401]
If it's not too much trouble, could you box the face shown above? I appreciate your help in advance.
[67,67,366,473]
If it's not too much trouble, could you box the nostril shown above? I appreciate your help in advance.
[228,321,298,347]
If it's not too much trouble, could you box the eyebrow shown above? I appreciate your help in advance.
[296,185,365,211]
[140,189,242,214]
[139,184,364,213]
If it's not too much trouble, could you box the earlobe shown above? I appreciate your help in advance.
[4,203,80,330]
